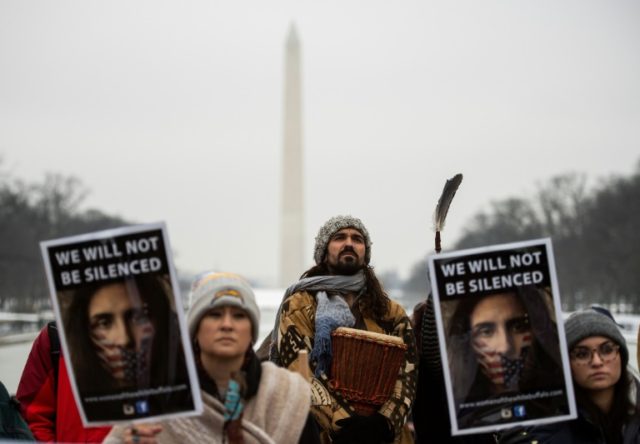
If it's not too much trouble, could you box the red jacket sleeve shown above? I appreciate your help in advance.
[16,326,112,443]
[16,326,57,442]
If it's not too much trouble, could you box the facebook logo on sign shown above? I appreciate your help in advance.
[513,404,526,418]
[135,400,149,414]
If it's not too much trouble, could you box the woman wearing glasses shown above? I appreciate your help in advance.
[500,306,640,443]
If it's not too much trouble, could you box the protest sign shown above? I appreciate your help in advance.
[427,238,576,435]
[41,223,202,426]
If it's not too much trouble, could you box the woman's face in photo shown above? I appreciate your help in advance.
[88,282,155,382]
[196,305,253,361]
[570,335,621,393]
[470,293,532,388]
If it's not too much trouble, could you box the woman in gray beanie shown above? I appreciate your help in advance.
[105,272,320,444]
[499,306,640,444]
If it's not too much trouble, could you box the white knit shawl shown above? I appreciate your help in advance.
[104,362,311,444]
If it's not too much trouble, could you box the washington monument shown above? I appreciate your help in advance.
[280,24,304,287]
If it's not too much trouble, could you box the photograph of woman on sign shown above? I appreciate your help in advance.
[446,286,569,428]
[61,274,191,421]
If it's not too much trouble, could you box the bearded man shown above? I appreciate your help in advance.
[270,215,417,444]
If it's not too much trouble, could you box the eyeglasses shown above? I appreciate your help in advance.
[569,341,620,366]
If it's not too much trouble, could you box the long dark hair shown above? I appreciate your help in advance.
[64,274,187,395]
[573,350,636,443]
[300,263,389,322]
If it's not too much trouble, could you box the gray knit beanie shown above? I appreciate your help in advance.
[313,215,372,265]
[564,307,628,367]
[187,272,260,343]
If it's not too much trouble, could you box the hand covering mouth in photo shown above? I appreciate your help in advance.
[472,333,532,389]
[91,323,155,387]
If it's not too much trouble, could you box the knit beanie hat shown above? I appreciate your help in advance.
[564,306,628,367]
[313,215,372,265]
[187,272,260,343]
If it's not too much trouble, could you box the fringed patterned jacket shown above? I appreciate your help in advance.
[274,290,418,444]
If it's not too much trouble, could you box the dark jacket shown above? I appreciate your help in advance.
[499,408,640,444]
[498,376,640,444]
[0,380,34,441]
[412,297,495,444]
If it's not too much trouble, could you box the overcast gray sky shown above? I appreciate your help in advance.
[1,1,639,286]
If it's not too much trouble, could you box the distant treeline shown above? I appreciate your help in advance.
[404,160,640,312]
[0,168,131,311]
[3,159,639,313]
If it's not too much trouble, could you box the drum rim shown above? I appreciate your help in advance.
[332,326,407,348]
